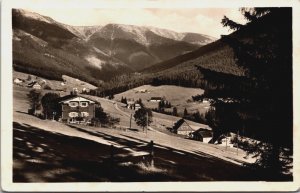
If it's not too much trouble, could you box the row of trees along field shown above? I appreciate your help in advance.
[89,68,222,97]
[197,8,292,178]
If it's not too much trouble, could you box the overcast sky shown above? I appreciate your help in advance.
[28,8,247,38]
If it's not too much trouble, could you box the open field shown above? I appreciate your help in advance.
[13,85,292,182]
[114,85,210,115]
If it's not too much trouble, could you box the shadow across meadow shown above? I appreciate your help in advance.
[13,122,291,182]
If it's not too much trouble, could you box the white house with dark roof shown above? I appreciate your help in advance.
[149,97,163,102]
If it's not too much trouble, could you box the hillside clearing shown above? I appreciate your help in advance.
[114,85,210,114]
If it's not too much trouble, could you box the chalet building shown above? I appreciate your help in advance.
[57,93,96,124]
[190,128,213,143]
[127,101,142,110]
[135,89,147,93]
[149,97,162,102]
[126,100,135,109]
[134,103,141,110]
[27,81,41,89]
[171,119,194,136]
[13,78,24,85]
[215,135,234,148]
[214,132,259,148]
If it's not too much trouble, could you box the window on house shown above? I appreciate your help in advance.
[81,112,89,117]
[80,102,88,107]
[69,102,78,107]
[69,112,78,117]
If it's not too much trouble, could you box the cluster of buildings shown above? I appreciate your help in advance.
[126,99,142,110]
[169,118,257,148]
[14,78,44,89]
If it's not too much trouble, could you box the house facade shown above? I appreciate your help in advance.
[149,97,162,102]
[191,128,213,143]
[27,81,41,89]
[172,119,194,136]
[13,78,24,85]
[58,95,96,124]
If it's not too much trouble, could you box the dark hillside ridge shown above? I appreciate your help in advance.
[141,40,224,73]
[140,30,246,77]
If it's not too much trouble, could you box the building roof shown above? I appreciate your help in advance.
[56,94,97,104]
[173,119,194,132]
[27,81,40,87]
[193,128,213,138]
[150,97,162,100]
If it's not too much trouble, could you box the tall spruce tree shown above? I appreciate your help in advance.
[197,8,292,177]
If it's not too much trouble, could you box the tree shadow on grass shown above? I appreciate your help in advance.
[65,125,272,181]
[68,124,148,152]
[13,122,291,182]
[119,134,293,181]
[13,122,178,182]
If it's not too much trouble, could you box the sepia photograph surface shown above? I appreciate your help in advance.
[1,0,300,192]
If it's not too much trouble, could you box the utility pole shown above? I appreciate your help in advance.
[237,129,239,155]
[52,112,56,121]
[146,111,148,134]
[225,132,228,151]
[129,113,132,130]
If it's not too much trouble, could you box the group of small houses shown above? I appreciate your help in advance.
[168,118,251,146]
[13,77,90,93]
[126,99,142,110]
[125,97,164,110]
[14,78,46,89]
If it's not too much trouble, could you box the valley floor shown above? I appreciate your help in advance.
[12,86,291,182]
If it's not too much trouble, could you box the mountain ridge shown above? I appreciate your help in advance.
[12,8,217,85]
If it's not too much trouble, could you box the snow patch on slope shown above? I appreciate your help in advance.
[93,47,109,56]
[85,55,103,69]
[114,24,149,45]
[147,26,185,41]
[73,26,103,40]
[101,24,216,46]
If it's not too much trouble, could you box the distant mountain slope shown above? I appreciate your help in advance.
[87,24,216,70]
[141,36,244,77]
[12,9,216,83]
